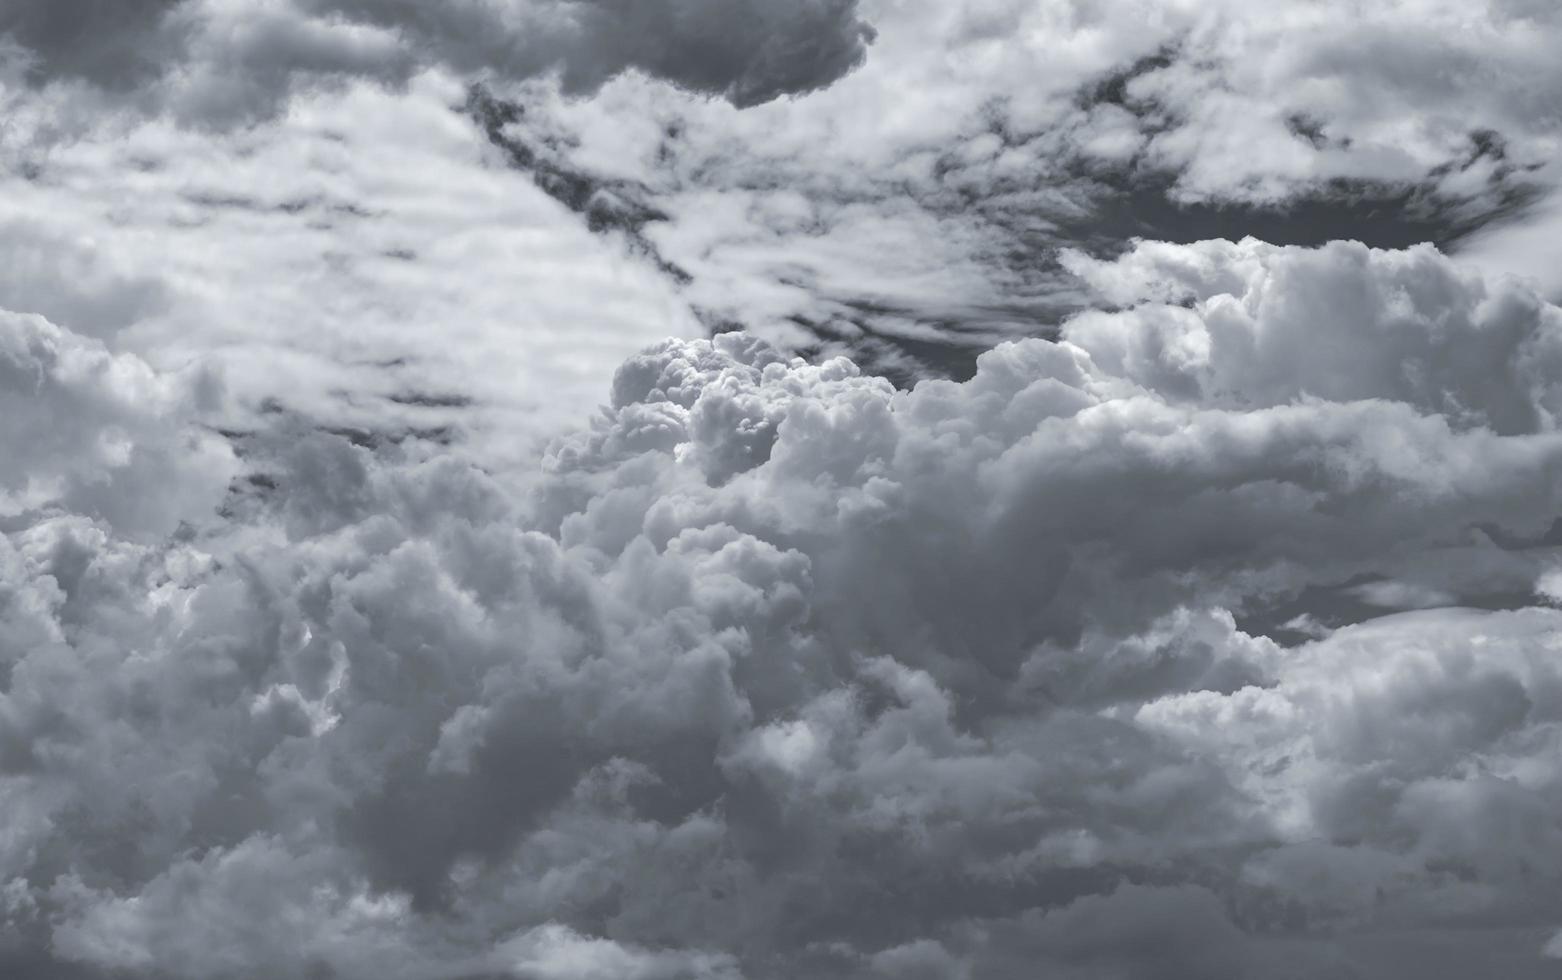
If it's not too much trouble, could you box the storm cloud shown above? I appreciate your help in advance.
[4,242,1562,977]
[6,3,1562,978]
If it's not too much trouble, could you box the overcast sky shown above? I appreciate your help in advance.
[4,3,1562,978]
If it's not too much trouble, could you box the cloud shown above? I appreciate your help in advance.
[4,239,1562,976]
[1138,607,1562,933]
[0,222,170,341]
[8,4,1562,976]
[1060,237,1562,434]
[441,0,1562,378]
[1455,161,1562,299]
[0,309,233,539]
[0,0,190,89]
[0,0,875,130]
[10,0,1559,392]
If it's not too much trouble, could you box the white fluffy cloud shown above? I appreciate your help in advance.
[9,2,1562,975]
[1061,237,1562,433]
[4,239,1562,977]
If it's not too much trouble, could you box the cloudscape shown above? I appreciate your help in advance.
[3,2,1562,978]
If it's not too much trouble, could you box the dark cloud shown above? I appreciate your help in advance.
[455,0,1562,374]
[7,3,1562,977]
[0,0,190,88]
[0,309,233,539]
[466,86,691,285]
[1061,238,1562,435]
[5,242,1562,976]
[305,0,875,108]
[0,0,874,128]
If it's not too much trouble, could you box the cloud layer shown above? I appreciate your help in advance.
[0,0,874,127]
[4,238,1562,977]
[443,0,1562,380]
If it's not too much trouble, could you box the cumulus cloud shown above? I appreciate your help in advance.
[1539,567,1562,605]
[1137,607,1562,947]
[4,240,1562,977]
[0,309,233,538]
[11,1,1562,975]
[302,0,875,108]
[0,74,704,468]
[0,0,190,89]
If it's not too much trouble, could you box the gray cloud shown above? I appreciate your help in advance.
[0,222,170,340]
[9,3,1562,975]
[0,0,190,88]
[1061,238,1562,434]
[7,9,1562,980]
[0,309,233,539]
[0,0,874,129]
[5,241,1562,976]
[444,0,1562,381]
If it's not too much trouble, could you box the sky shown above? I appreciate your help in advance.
[3,2,1562,978]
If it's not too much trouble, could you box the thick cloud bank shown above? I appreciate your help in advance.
[5,239,1562,978]
[0,0,873,127]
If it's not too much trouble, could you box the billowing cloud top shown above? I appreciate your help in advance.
[6,2,1562,977]
[5,239,1562,977]
[414,0,1560,387]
